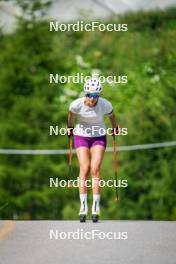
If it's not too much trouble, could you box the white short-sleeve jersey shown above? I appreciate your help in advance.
[69,97,113,137]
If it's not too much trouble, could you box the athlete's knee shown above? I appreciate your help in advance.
[91,164,100,176]
[80,163,90,175]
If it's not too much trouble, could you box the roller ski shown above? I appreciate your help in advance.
[79,214,87,223]
[92,214,99,223]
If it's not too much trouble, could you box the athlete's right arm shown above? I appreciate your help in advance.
[67,111,75,136]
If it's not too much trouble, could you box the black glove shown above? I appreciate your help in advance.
[111,126,119,136]
[67,127,74,137]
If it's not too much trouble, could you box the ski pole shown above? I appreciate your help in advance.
[113,134,119,202]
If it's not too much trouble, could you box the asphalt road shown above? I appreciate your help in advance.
[0,221,176,264]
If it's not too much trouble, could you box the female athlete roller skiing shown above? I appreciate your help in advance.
[67,78,118,223]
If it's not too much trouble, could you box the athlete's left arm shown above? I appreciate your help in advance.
[108,111,117,129]
[67,111,75,128]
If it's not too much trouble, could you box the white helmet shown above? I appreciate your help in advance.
[84,78,102,94]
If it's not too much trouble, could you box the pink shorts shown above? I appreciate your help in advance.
[74,135,107,149]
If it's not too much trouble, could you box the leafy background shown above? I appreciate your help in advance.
[0,1,176,219]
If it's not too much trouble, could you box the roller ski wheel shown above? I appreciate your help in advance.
[92,214,99,223]
[80,214,86,223]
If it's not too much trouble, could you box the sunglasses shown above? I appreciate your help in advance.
[86,93,99,99]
